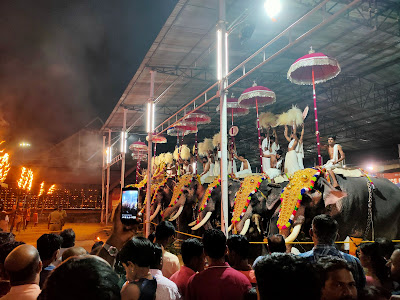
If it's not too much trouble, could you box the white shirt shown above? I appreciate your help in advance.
[0,284,41,300]
[150,269,181,300]
[162,251,180,279]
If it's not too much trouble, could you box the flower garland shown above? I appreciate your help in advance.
[359,168,376,190]
[152,163,166,179]
[277,168,320,230]
[231,175,266,224]
[167,174,194,208]
[193,177,221,224]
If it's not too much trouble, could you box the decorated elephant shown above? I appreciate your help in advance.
[275,168,400,243]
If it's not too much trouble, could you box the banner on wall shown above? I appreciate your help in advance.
[376,172,400,186]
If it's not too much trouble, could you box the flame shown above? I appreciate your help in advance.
[0,153,10,182]
[38,181,45,197]
[17,167,34,191]
[47,184,56,195]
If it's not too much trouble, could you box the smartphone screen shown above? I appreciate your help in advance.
[121,187,139,224]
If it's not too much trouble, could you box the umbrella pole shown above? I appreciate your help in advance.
[195,120,198,175]
[177,132,180,175]
[256,98,263,172]
[154,143,157,157]
[136,156,140,184]
[230,113,234,175]
[312,68,322,166]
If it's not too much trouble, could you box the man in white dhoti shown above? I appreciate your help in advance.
[262,128,280,172]
[283,125,301,176]
[263,149,284,180]
[234,153,252,178]
[295,124,305,169]
[323,135,345,190]
[200,156,211,184]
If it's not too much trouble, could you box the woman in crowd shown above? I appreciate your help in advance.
[358,242,392,291]
[119,237,157,300]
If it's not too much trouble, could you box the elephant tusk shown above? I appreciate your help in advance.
[149,204,161,222]
[188,219,197,227]
[191,212,212,231]
[227,224,232,232]
[169,205,184,221]
[254,217,261,234]
[240,219,251,235]
[285,224,302,243]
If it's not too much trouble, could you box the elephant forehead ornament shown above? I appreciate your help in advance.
[277,168,321,230]
[140,177,168,214]
[167,174,197,208]
[194,176,221,224]
[231,175,268,225]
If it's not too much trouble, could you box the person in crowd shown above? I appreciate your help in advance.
[234,153,252,178]
[186,229,251,300]
[154,221,180,278]
[227,235,256,285]
[36,233,63,288]
[262,149,284,180]
[48,205,67,231]
[323,135,345,190]
[0,205,10,232]
[299,214,366,290]
[376,238,395,261]
[358,242,391,290]
[1,244,42,300]
[316,256,358,300]
[267,234,286,254]
[119,237,157,300]
[0,241,25,297]
[387,249,400,295]
[31,208,38,228]
[0,233,14,245]
[39,256,120,300]
[170,238,205,296]
[54,228,75,266]
[62,247,87,262]
[182,159,193,175]
[150,244,181,300]
[358,286,392,300]
[253,253,320,300]
[23,206,31,230]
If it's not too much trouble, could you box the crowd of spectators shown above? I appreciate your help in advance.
[0,210,399,300]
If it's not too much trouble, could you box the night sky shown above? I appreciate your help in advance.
[0,0,177,154]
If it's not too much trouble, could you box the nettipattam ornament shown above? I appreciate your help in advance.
[231,175,267,225]
[194,176,221,224]
[277,168,321,230]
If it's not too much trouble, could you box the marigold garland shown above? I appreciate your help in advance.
[231,175,267,224]
[194,176,221,224]
[277,168,321,230]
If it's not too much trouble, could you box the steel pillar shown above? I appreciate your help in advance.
[121,109,127,191]
[145,70,155,237]
[105,129,111,225]
[101,135,105,223]
[218,0,229,235]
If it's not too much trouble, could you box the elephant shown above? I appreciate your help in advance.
[274,169,400,244]
[148,178,176,225]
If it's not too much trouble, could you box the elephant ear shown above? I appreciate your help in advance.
[316,177,347,208]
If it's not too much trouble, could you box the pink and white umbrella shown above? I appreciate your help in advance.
[239,83,276,172]
[147,134,167,156]
[217,97,249,174]
[184,110,211,174]
[287,49,340,165]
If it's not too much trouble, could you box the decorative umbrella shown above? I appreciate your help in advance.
[130,141,148,184]
[184,110,211,174]
[167,123,198,174]
[217,97,249,174]
[239,83,276,172]
[287,48,340,165]
[147,134,167,156]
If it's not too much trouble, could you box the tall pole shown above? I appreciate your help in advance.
[105,129,111,225]
[121,109,127,191]
[145,70,155,237]
[101,135,105,223]
[312,68,322,166]
[218,0,228,235]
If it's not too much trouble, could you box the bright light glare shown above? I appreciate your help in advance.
[146,102,155,133]
[120,131,127,153]
[264,0,281,18]
[217,29,222,80]
[106,147,112,164]
[19,142,31,147]
[367,165,374,171]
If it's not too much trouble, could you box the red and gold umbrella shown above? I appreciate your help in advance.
[239,83,276,172]
[287,49,340,165]
[184,110,211,174]
[147,134,167,156]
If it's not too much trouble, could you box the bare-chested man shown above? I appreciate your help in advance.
[324,135,345,190]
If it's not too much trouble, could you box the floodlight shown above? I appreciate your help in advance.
[264,0,281,19]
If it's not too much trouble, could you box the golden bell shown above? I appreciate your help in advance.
[286,184,292,190]
[301,174,308,181]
